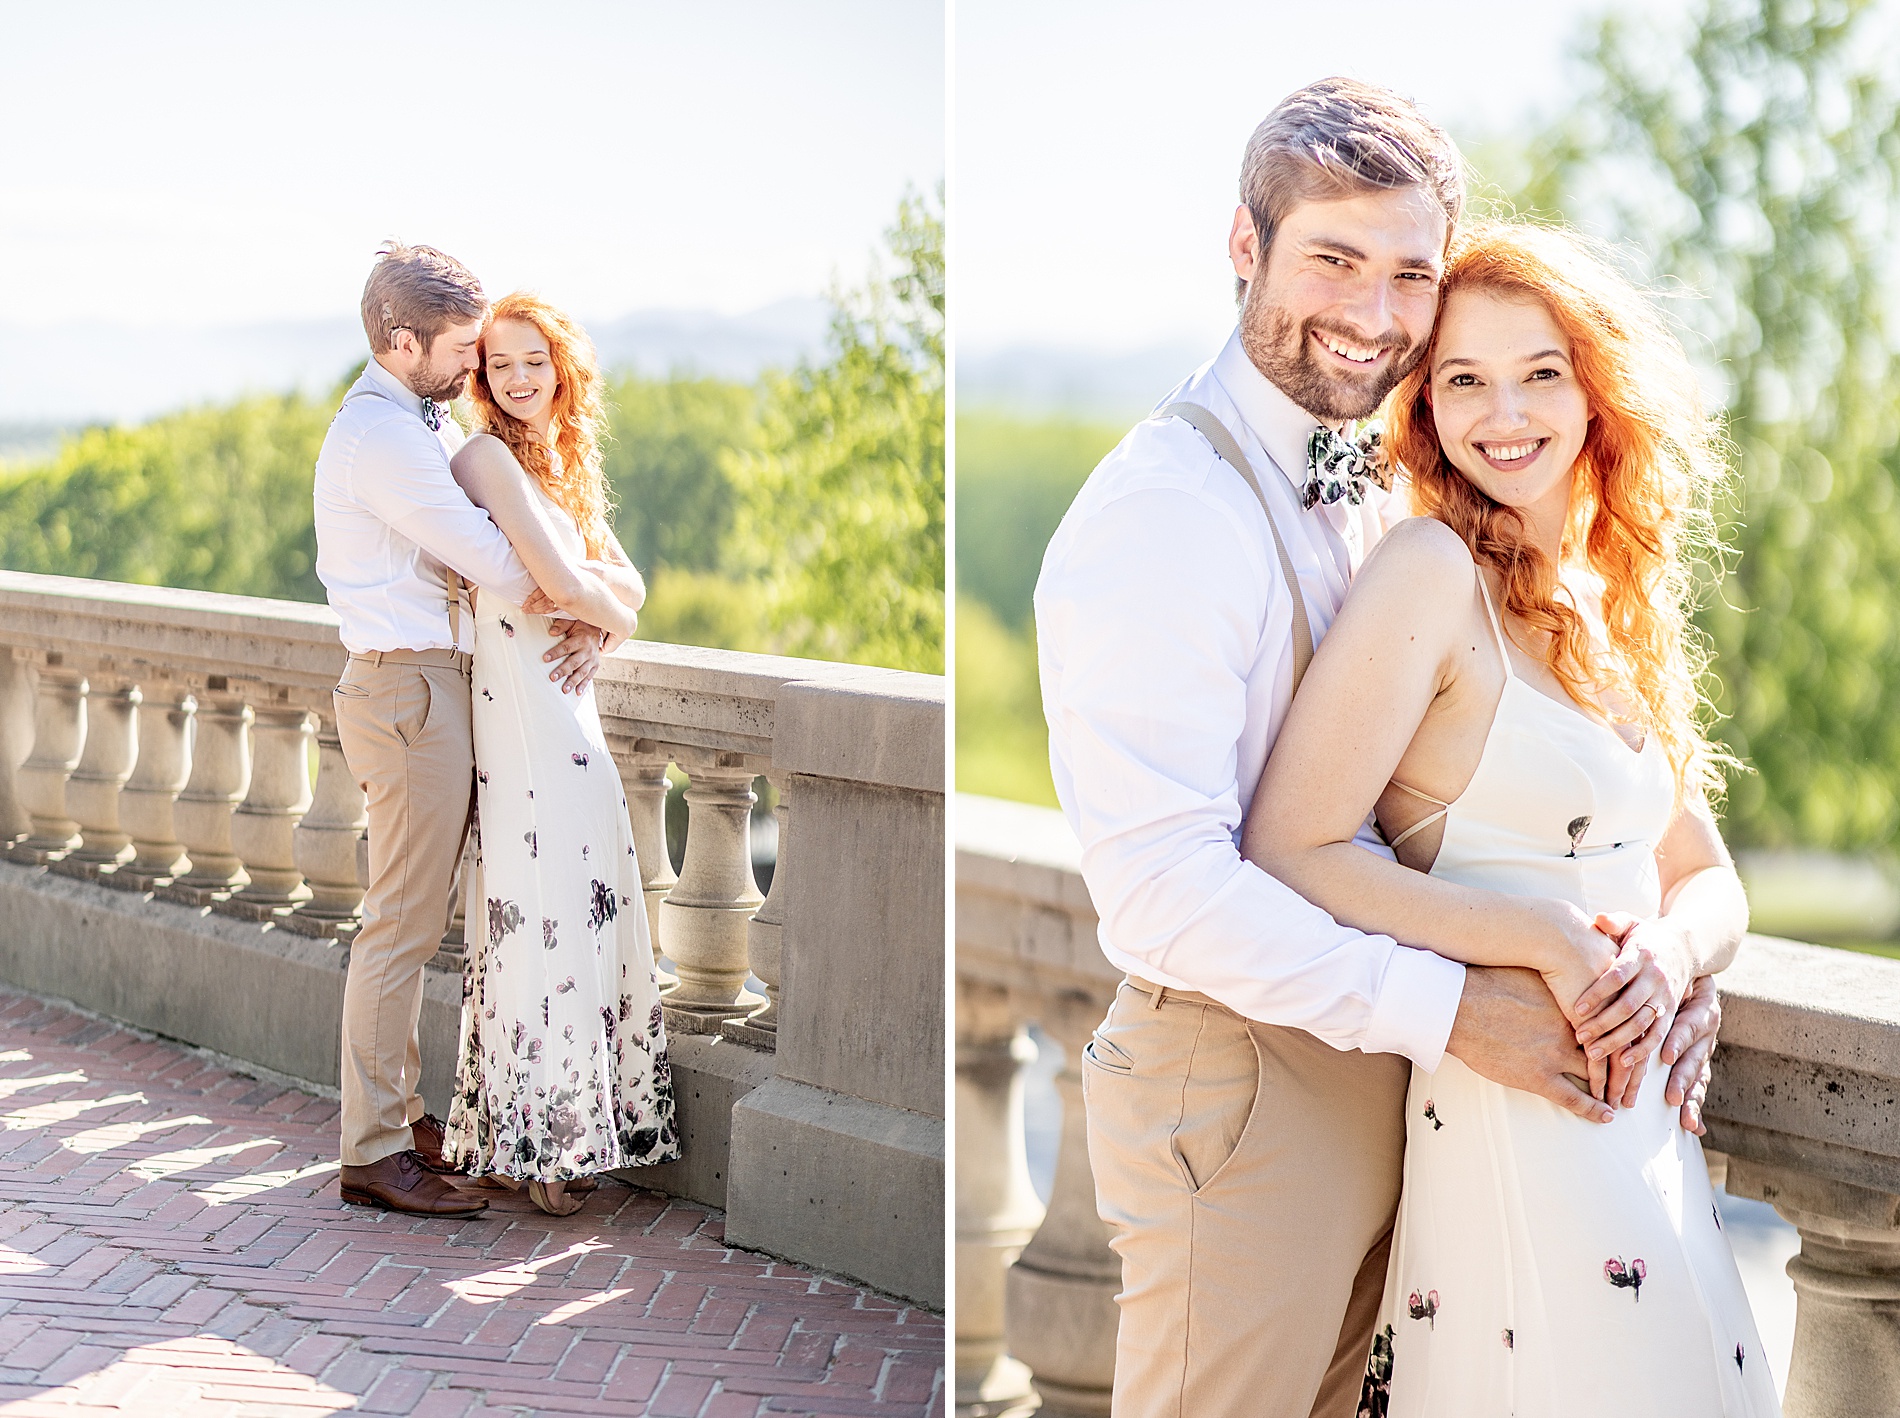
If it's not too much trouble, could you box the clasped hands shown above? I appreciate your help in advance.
[1548,905,1718,1133]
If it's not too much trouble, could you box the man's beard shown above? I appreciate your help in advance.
[407,364,468,404]
[1239,281,1421,423]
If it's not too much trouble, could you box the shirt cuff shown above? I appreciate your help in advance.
[1363,945,1467,1072]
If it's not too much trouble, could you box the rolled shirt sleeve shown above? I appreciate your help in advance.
[1037,479,1467,1071]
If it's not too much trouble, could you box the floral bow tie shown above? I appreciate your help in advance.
[1303,423,1386,510]
[421,398,447,432]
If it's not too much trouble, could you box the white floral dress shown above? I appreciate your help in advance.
[1361,574,1777,1416]
[444,479,678,1181]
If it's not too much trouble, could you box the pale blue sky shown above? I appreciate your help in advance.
[2,0,944,328]
[955,0,1696,354]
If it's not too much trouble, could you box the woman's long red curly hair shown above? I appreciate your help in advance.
[1384,221,1731,801]
[469,292,613,558]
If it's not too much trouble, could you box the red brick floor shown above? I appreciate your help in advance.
[0,989,944,1417]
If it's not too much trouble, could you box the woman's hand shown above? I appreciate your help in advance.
[1571,912,1695,1105]
[1522,896,1620,1029]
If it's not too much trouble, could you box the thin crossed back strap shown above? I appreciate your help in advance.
[1474,563,1513,679]
[1159,402,1315,691]
[1383,561,1513,851]
[1385,780,1451,850]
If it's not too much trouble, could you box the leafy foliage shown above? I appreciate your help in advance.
[0,394,332,602]
[956,412,1123,630]
[599,374,758,575]
[728,188,945,673]
[1505,0,1900,849]
[955,595,1056,805]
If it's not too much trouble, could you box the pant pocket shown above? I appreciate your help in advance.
[1171,1016,1261,1194]
[1083,1031,1135,1075]
[394,670,434,747]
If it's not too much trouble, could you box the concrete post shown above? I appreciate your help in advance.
[723,773,788,1048]
[956,976,1044,1418]
[11,660,87,864]
[61,677,141,871]
[615,738,679,993]
[659,756,764,1033]
[168,684,252,900]
[287,713,367,932]
[0,656,36,845]
[1005,989,1120,1418]
[113,680,194,887]
[222,703,314,915]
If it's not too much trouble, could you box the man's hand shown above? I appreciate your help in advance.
[544,618,604,694]
[1445,965,1614,1125]
[1660,973,1721,1135]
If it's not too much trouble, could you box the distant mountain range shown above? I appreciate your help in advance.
[0,297,834,436]
[957,340,1214,423]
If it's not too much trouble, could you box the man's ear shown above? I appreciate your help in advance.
[1229,206,1261,284]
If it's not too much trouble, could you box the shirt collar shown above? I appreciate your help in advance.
[1209,328,1325,494]
[361,356,429,422]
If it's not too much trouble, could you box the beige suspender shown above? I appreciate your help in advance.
[1159,402,1316,691]
[445,568,462,647]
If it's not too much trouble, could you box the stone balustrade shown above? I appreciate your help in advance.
[0,570,944,1307]
[955,791,1900,1418]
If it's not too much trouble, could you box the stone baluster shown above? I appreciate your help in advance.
[956,976,1045,1418]
[0,656,41,846]
[110,679,195,889]
[722,773,790,1048]
[1005,987,1122,1418]
[166,681,252,902]
[1724,1157,1900,1416]
[613,738,679,993]
[10,656,87,865]
[658,752,765,1033]
[286,713,368,935]
[221,700,314,918]
[59,675,141,876]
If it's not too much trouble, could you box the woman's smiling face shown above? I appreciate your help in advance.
[1428,287,1591,527]
[482,318,556,429]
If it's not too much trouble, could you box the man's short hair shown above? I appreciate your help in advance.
[360,242,487,354]
[1238,78,1465,296]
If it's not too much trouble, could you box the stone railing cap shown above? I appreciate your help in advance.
[773,673,945,793]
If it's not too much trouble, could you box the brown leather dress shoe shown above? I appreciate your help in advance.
[410,1113,454,1173]
[340,1150,489,1216]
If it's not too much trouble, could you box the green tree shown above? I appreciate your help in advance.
[956,411,1122,630]
[1506,0,1900,850]
[728,188,945,673]
[599,374,758,574]
[0,393,330,602]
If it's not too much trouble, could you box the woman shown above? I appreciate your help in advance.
[1241,224,1777,1414]
[441,292,679,1217]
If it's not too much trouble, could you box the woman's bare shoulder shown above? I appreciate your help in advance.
[1354,514,1477,603]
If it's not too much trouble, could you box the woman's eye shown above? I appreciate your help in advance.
[1445,373,1476,388]
[1528,367,1561,381]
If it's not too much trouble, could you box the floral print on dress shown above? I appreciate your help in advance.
[1604,1257,1646,1301]
[1407,1289,1439,1329]
[443,497,678,1185]
[1357,1324,1394,1418]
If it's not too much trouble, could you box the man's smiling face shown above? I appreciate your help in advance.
[1232,186,1448,423]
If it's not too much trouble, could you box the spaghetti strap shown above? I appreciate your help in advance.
[1474,565,1514,679]
[1385,778,1451,849]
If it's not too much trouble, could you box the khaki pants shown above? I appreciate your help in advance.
[332,656,474,1167]
[1082,979,1411,1418]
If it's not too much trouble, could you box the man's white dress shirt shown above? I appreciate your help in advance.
[1034,330,1468,1069]
[314,358,537,655]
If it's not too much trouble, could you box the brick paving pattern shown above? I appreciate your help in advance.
[0,990,944,1416]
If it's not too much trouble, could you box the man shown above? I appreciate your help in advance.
[313,243,602,1217]
[1033,80,1723,1416]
